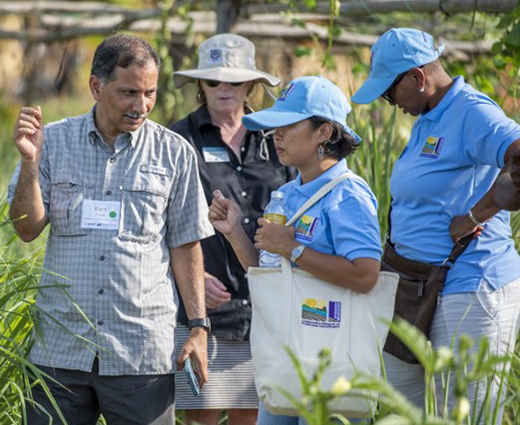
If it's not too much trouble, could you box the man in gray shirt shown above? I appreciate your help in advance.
[9,34,214,424]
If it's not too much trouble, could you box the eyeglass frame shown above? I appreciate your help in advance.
[381,72,408,104]
[203,79,245,88]
[381,66,424,104]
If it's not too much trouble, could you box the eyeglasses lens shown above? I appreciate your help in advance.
[382,72,407,103]
[204,80,245,88]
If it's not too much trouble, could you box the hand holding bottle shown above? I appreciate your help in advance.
[258,190,291,267]
[255,217,297,261]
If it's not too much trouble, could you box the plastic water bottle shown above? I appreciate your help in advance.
[259,191,287,268]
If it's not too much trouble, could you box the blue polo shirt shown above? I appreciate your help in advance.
[277,160,382,261]
[390,76,520,294]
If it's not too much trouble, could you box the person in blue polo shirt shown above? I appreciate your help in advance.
[208,76,383,425]
[352,28,520,423]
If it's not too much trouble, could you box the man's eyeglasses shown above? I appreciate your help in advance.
[203,79,245,88]
[381,71,408,104]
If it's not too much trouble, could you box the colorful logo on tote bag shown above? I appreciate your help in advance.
[420,136,444,159]
[301,299,341,328]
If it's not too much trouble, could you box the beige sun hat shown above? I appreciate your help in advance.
[173,33,280,88]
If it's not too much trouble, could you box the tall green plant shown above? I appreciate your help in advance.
[0,200,69,424]
[348,105,410,239]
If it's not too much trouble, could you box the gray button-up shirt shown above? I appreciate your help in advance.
[8,108,214,375]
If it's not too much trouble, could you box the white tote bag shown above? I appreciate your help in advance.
[248,173,399,418]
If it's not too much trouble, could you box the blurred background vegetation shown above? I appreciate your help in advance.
[1,0,520,423]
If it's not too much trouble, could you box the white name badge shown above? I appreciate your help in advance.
[81,200,121,230]
[202,147,230,163]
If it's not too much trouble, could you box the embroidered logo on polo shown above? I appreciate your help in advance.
[301,299,341,328]
[295,215,319,242]
[278,83,295,101]
[420,136,444,159]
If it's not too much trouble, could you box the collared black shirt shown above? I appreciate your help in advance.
[171,105,296,340]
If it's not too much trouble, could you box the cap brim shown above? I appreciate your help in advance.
[345,125,362,145]
[351,74,397,104]
[243,108,362,144]
[242,107,311,131]
[174,67,280,88]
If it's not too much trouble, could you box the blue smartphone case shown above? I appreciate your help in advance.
[185,357,200,396]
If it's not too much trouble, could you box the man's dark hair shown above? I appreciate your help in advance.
[308,116,358,160]
[91,34,161,83]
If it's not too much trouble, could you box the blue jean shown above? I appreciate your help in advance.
[257,403,364,424]
[257,403,306,425]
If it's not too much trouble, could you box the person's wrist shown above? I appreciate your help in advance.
[283,240,300,260]
[467,208,484,226]
[225,226,247,245]
[187,317,211,333]
[21,155,41,167]
[290,244,306,263]
[190,327,208,336]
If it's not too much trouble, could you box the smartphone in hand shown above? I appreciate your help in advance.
[185,357,200,396]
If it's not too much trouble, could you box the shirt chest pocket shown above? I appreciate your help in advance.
[49,172,92,236]
[119,165,172,244]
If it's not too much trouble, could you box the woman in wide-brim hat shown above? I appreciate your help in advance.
[170,33,296,425]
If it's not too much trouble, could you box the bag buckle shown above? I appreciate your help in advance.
[441,258,453,270]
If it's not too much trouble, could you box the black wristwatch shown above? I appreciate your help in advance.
[187,317,211,333]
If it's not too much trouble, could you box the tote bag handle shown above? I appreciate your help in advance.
[286,172,355,227]
[279,171,356,342]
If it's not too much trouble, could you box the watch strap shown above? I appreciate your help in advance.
[187,317,211,332]
[290,244,306,263]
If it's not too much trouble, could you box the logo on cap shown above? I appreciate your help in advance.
[278,83,295,102]
[209,48,223,63]
[369,51,374,71]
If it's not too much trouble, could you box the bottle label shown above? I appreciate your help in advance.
[265,213,287,225]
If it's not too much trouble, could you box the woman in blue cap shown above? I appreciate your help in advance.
[208,76,383,424]
[352,28,520,423]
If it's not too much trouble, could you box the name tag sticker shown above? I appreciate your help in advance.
[202,147,230,163]
[81,200,121,230]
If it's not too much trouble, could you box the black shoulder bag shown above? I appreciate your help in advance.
[381,206,474,364]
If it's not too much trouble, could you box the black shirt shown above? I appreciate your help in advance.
[171,105,296,340]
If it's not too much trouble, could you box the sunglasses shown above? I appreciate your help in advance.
[381,71,408,104]
[203,80,245,88]
[381,66,424,104]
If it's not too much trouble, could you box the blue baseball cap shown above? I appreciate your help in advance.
[352,28,445,104]
[242,76,361,144]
